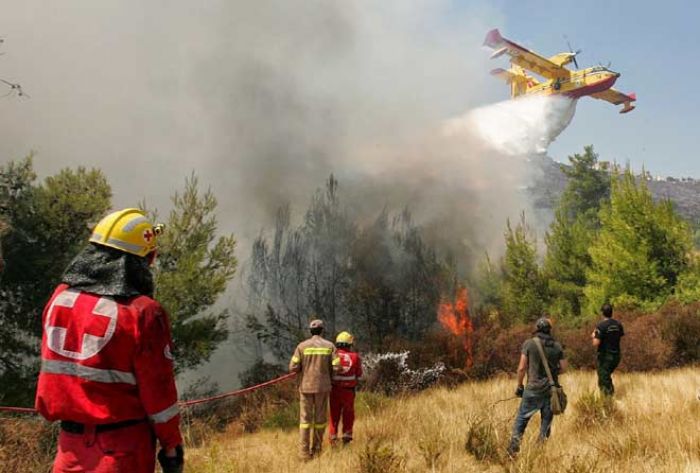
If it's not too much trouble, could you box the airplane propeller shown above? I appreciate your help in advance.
[567,43,581,68]
[564,35,582,68]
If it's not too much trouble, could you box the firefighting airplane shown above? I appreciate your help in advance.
[483,29,636,114]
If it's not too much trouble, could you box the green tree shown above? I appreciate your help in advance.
[558,146,611,223]
[585,170,692,312]
[674,255,700,304]
[472,253,503,321]
[151,174,237,372]
[0,156,112,404]
[501,213,548,323]
[544,146,611,317]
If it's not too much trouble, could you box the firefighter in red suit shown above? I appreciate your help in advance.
[329,331,362,445]
[35,209,184,473]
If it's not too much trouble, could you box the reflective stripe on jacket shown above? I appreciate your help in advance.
[289,335,339,393]
[332,348,362,388]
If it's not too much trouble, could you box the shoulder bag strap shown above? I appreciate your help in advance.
[532,337,555,385]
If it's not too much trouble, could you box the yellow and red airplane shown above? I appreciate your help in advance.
[483,29,636,114]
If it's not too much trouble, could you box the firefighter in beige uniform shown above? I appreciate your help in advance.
[289,319,340,459]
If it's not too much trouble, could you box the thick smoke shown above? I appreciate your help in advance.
[0,1,577,387]
[0,1,508,244]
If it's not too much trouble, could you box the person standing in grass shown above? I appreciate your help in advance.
[329,331,362,446]
[592,303,624,396]
[507,317,567,457]
[289,319,341,460]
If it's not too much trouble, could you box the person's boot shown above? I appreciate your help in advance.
[342,437,352,446]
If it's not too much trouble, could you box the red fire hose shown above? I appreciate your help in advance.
[0,372,297,416]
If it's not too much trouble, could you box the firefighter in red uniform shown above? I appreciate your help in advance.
[328,331,362,445]
[35,208,184,473]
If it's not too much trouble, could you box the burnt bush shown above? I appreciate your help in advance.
[469,323,531,379]
[660,302,700,365]
[617,313,671,371]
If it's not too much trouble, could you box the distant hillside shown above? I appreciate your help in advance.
[531,155,700,225]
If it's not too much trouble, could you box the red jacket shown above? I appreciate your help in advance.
[332,348,362,388]
[35,284,182,449]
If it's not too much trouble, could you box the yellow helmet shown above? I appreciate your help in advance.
[336,331,354,345]
[89,208,164,258]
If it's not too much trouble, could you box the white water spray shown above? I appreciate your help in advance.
[443,95,577,156]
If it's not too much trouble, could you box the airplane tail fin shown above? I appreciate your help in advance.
[620,103,636,114]
[620,93,637,114]
[491,67,535,98]
[483,29,504,49]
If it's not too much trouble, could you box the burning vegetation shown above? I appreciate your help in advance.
[437,287,474,370]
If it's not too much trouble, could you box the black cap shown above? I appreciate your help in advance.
[535,317,552,334]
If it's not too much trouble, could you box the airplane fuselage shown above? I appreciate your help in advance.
[518,66,619,100]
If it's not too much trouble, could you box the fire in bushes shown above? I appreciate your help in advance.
[437,287,474,369]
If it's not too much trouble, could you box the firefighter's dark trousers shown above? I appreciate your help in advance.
[597,351,621,396]
[299,392,329,458]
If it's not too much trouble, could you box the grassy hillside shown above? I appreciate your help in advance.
[186,368,700,473]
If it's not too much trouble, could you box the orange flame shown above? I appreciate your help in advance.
[437,287,474,369]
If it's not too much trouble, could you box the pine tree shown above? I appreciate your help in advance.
[0,156,112,404]
[585,169,692,312]
[472,253,503,321]
[544,146,610,317]
[151,174,237,372]
[558,145,610,224]
[501,213,547,323]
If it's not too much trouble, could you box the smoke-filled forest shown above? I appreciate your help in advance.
[4,142,700,409]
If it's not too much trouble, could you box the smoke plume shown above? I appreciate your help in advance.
[0,1,579,386]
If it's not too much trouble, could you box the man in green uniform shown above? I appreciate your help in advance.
[592,303,624,396]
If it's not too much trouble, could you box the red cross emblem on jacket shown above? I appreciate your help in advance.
[35,284,182,450]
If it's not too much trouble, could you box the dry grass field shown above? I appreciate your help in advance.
[2,368,699,473]
[185,368,700,473]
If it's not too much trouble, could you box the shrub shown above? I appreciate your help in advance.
[357,437,405,473]
[558,326,596,370]
[261,398,298,430]
[355,391,391,417]
[416,421,447,470]
[617,314,671,371]
[469,323,530,379]
[660,302,700,365]
[238,360,285,387]
[574,390,622,427]
[464,415,504,463]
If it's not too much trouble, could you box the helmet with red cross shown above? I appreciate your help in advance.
[89,208,164,258]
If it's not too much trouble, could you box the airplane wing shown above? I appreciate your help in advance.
[591,88,637,114]
[483,29,569,80]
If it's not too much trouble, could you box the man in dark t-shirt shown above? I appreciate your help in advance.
[592,303,624,396]
[507,318,567,457]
